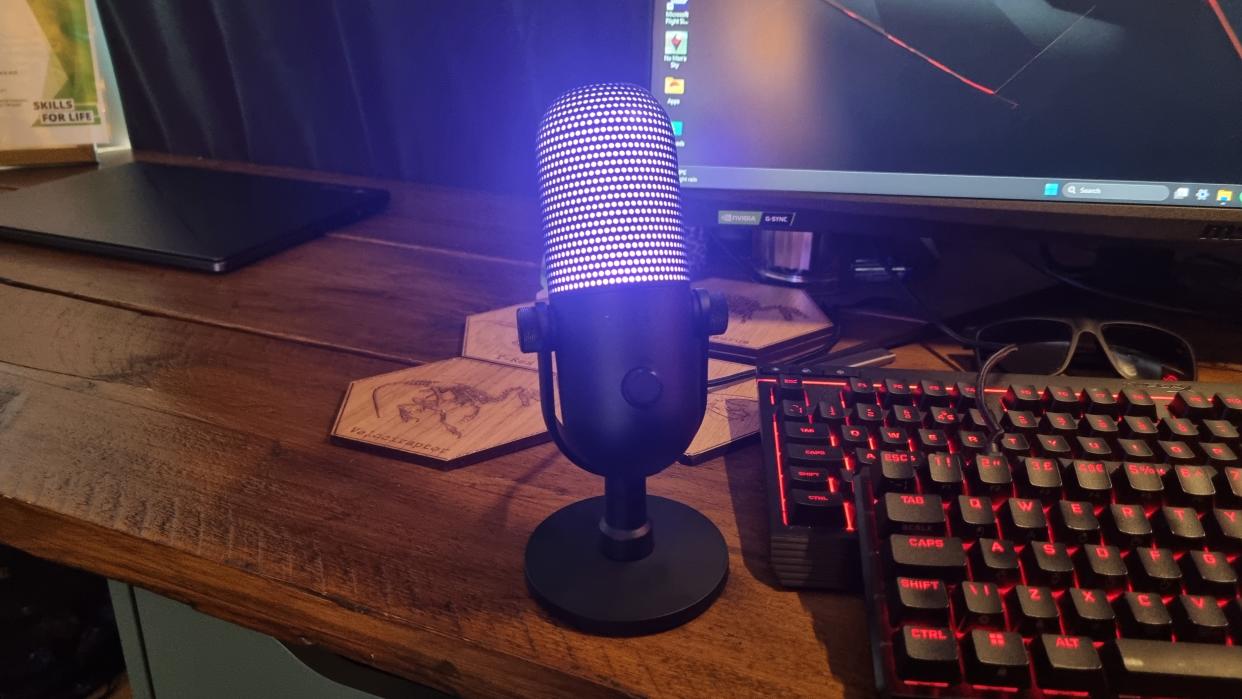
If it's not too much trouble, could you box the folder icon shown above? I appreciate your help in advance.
[664,77,685,95]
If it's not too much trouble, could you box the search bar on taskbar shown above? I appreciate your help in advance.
[1061,182,1171,202]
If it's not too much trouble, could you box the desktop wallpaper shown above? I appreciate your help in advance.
[662,0,1242,184]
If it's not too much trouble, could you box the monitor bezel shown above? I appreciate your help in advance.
[649,1,1242,246]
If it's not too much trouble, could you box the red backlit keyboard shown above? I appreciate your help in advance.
[758,366,1242,697]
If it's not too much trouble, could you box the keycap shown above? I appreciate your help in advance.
[1115,592,1172,639]
[964,629,1029,688]
[876,451,920,494]
[998,433,1030,459]
[786,444,845,468]
[971,454,1013,495]
[963,408,989,431]
[1033,634,1105,692]
[1004,384,1042,411]
[1119,387,1158,417]
[1001,498,1048,542]
[787,467,831,491]
[783,422,830,443]
[923,453,964,497]
[1103,638,1242,697]
[1216,392,1242,424]
[1153,506,1206,547]
[882,378,913,406]
[778,374,805,399]
[954,580,1004,629]
[1131,547,1181,593]
[1117,438,1155,462]
[1204,419,1241,446]
[970,538,1020,584]
[957,430,987,458]
[1161,417,1200,441]
[1084,387,1120,416]
[1118,461,1164,503]
[954,382,979,410]
[1044,385,1081,414]
[853,447,878,470]
[1075,544,1127,592]
[1064,587,1116,640]
[845,377,877,404]
[1008,585,1059,634]
[878,426,908,449]
[1205,508,1242,551]
[1219,467,1242,507]
[1172,595,1229,643]
[918,380,950,407]
[853,402,885,427]
[1053,500,1100,544]
[1021,541,1073,588]
[876,492,945,536]
[1121,415,1159,441]
[1158,440,1197,465]
[1181,550,1236,596]
[1035,434,1073,459]
[1103,503,1153,547]
[916,429,949,452]
[1083,413,1119,441]
[890,404,923,428]
[790,490,847,527]
[889,578,950,625]
[928,406,958,433]
[1169,389,1213,420]
[1018,457,1062,500]
[894,625,960,683]
[816,396,846,424]
[1002,410,1038,433]
[840,425,869,449]
[782,400,807,418]
[1068,460,1114,503]
[951,495,995,539]
[1202,442,1240,468]
[1040,411,1079,436]
[1075,435,1112,458]
[1167,464,1216,508]
[887,535,966,582]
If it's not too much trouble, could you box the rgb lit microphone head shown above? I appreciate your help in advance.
[517,84,729,636]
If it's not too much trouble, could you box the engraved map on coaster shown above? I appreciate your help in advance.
[681,377,759,464]
[331,357,548,467]
[697,277,834,361]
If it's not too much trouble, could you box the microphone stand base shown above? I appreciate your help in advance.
[525,495,728,636]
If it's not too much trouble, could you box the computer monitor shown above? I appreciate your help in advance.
[651,1,1242,244]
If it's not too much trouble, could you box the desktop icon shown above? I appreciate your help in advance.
[664,76,685,95]
[667,0,689,9]
[671,120,684,137]
[1043,183,1059,196]
[1218,189,1234,203]
[665,31,688,55]
[1197,188,1211,200]
[1173,187,1190,200]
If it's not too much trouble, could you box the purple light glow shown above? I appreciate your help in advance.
[537,84,689,294]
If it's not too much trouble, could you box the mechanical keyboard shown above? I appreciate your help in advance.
[756,365,1242,697]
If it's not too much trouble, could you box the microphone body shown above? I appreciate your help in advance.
[517,83,729,636]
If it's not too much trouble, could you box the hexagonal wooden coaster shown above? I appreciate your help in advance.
[680,378,759,465]
[697,277,835,364]
[331,357,548,467]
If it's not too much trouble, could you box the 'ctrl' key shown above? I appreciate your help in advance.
[895,625,959,683]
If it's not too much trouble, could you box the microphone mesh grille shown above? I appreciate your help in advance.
[537,83,689,294]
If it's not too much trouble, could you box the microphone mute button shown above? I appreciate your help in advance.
[621,367,663,408]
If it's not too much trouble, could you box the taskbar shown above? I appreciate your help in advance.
[680,166,1242,209]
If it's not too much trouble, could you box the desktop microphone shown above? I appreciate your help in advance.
[516,83,730,635]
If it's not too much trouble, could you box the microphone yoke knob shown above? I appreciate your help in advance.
[621,367,663,408]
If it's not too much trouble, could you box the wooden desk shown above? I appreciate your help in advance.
[1,154,1238,699]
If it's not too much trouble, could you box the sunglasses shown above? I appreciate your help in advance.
[972,317,1197,381]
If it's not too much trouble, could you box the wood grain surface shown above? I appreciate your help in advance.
[3,154,1233,699]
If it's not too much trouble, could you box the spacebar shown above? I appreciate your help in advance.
[1104,638,1242,697]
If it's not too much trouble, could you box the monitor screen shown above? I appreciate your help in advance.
[652,1,1242,212]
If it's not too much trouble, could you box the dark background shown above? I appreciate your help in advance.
[96,1,652,195]
[664,0,1242,184]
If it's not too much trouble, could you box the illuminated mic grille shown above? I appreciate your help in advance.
[537,83,689,295]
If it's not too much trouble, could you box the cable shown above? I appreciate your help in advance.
[975,344,1019,454]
